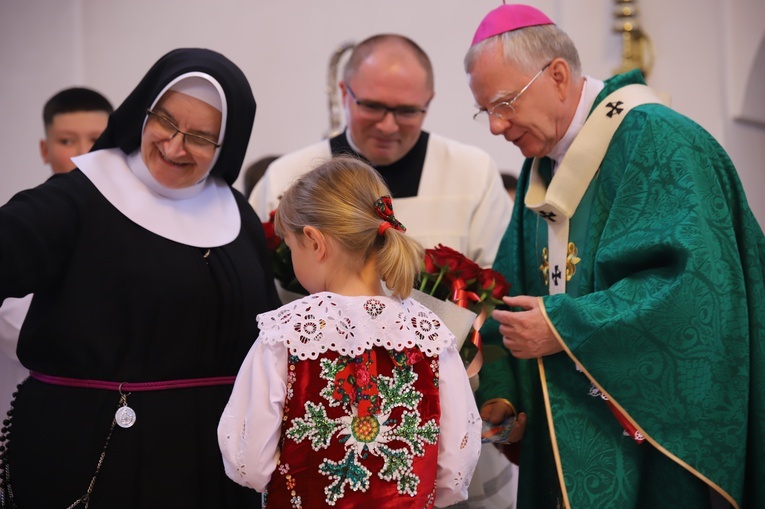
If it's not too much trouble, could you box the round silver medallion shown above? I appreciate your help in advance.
[115,405,137,428]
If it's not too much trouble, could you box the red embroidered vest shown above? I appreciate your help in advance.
[265,346,441,508]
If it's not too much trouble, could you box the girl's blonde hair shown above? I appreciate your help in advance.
[275,155,423,299]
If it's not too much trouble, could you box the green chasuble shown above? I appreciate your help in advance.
[478,70,765,509]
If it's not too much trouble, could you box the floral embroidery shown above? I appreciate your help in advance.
[274,461,303,509]
[285,354,439,505]
[311,294,339,313]
[430,359,440,387]
[393,410,439,456]
[320,449,373,505]
[394,311,411,332]
[539,242,582,285]
[566,241,581,281]
[410,311,441,342]
[293,313,326,344]
[286,401,342,450]
[284,356,299,417]
[338,407,393,455]
[363,298,385,318]
[357,363,371,386]
[330,353,381,417]
[281,473,304,508]
[540,246,549,285]
[277,308,293,324]
[232,459,247,479]
[389,348,423,368]
[377,444,419,496]
[377,365,421,414]
[319,358,345,407]
[335,316,355,341]
[405,349,423,365]
[425,487,436,507]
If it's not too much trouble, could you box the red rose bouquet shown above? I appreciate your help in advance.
[414,244,511,377]
[419,244,510,309]
[261,210,307,295]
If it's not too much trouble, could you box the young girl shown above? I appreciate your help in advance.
[218,156,481,508]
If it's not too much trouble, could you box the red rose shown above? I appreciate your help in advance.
[451,257,482,282]
[422,250,441,275]
[492,274,511,300]
[416,245,513,371]
[431,244,463,272]
[428,244,482,282]
[477,269,495,291]
[477,269,511,301]
[262,210,283,251]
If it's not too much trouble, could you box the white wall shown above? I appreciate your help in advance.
[0,0,85,199]
[2,0,763,226]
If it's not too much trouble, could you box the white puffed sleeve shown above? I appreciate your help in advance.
[217,338,288,492]
[434,346,482,507]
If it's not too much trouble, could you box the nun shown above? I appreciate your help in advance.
[0,48,279,508]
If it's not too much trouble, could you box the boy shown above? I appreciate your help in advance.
[39,87,113,173]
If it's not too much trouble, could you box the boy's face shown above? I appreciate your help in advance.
[40,111,110,174]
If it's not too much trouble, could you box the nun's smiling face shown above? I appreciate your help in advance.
[141,90,222,189]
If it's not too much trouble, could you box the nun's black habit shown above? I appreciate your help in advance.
[0,48,279,508]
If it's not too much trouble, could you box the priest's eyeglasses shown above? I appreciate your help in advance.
[473,62,551,123]
[346,85,428,125]
[146,110,221,156]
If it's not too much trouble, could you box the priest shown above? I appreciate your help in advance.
[465,4,765,509]
[249,34,512,274]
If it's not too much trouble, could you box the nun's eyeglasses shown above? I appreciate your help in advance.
[146,110,221,156]
[473,62,551,124]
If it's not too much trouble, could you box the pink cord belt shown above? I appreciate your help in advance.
[29,371,236,391]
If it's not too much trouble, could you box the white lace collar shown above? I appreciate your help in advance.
[256,292,456,360]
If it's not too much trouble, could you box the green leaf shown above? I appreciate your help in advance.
[285,401,341,450]
[319,449,372,504]
[392,411,439,456]
[377,367,421,414]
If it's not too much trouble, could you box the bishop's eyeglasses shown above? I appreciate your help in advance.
[473,62,552,123]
